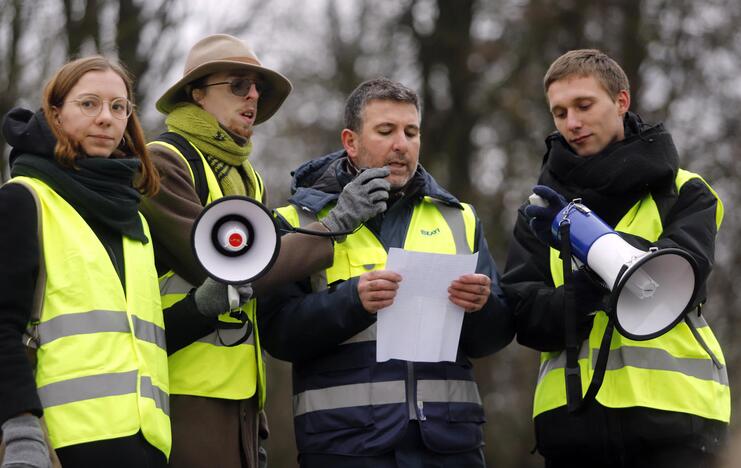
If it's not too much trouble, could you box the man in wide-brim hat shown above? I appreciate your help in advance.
[155,33,291,124]
[138,32,357,468]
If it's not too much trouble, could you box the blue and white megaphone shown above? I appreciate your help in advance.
[531,195,699,341]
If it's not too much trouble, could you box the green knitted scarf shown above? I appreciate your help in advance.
[165,103,259,197]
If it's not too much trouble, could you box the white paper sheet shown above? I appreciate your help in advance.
[376,248,479,363]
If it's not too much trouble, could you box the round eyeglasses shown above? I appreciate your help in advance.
[200,78,265,97]
[67,94,134,120]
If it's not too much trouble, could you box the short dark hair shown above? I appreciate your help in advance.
[544,49,630,101]
[344,77,420,131]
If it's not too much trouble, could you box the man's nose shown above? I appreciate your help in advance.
[392,130,409,153]
[245,83,260,100]
[566,110,582,131]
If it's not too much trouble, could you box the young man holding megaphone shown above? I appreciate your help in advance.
[140,34,389,468]
[501,49,728,467]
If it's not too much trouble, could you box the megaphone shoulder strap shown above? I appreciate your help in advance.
[560,219,615,414]
[684,311,723,369]
[560,221,583,413]
[580,321,614,409]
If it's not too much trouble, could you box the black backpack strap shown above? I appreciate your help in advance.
[154,131,210,206]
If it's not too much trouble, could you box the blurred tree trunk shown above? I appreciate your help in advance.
[116,0,150,101]
[63,0,101,57]
[406,0,478,200]
[618,0,645,109]
[0,0,24,182]
[327,0,368,97]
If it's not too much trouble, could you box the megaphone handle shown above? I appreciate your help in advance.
[228,284,240,310]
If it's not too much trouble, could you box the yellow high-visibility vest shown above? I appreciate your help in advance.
[11,176,171,457]
[148,139,266,406]
[277,195,476,290]
[533,169,729,423]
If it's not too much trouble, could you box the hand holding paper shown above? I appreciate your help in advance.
[376,248,479,362]
[357,270,402,313]
[449,273,491,312]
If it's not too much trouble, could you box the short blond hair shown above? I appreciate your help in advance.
[544,49,630,101]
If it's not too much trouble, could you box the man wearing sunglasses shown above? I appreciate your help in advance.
[140,34,389,468]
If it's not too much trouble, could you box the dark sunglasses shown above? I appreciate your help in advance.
[200,78,266,97]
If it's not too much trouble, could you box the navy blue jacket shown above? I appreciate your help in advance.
[260,151,514,456]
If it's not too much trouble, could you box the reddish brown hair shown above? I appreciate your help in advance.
[42,56,159,195]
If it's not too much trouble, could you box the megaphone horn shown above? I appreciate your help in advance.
[192,196,281,285]
[551,201,699,341]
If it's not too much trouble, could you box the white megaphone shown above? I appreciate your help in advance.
[192,196,280,297]
[532,195,699,341]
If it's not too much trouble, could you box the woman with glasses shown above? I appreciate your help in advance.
[0,56,246,467]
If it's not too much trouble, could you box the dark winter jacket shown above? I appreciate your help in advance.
[260,150,514,456]
[501,113,727,459]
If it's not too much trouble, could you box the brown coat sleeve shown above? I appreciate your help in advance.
[252,221,333,296]
[140,144,208,285]
[140,143,334,290]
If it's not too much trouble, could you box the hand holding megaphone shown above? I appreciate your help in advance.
[322,166,391,241]
[191,197,279,346]
[194,278,253,319]
[524,184,699,341]
[525,185,568,247]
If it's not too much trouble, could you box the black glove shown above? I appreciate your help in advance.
[323,167,391,241]
[566,269,609,339]
[1,414,51,468]
[524,185,568,247]
[193,278,253,319]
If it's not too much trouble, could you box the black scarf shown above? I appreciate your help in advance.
[4,108,148,243]
[538,112,679,227]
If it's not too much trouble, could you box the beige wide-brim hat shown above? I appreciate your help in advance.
[156,34,292,125]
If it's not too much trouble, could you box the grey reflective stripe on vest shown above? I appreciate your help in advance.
[536,342,728,387]
[296,208,328,291]
[417,379,482,405]
[197,323,256,346]
[536,346,590,384]
[159,273,193,296]
[132,315,167,350]
[601,345,729,386]
[430,200,469,255]
[141,375,171,416]
[36,310,166,352]
[38,370,170,415]
[36,310,129,345]
[38,370,138,408]
[293,380,406,417]
[341,323,377,345]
